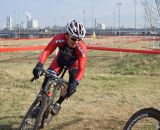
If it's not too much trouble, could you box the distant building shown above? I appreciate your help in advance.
[97,22,106,30]
[6,16,13,30]
[27,19,39,29]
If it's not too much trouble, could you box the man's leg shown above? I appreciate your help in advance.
[51,89,67,115]
[51,66,78,115]
[55,67,78,103]
[66,61,79,98]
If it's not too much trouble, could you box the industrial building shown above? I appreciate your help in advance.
[27,20,39,29]
[6,16,13,30]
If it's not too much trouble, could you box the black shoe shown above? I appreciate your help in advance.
[51,103,61,115]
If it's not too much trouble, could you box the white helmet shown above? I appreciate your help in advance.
[66,20,86,39]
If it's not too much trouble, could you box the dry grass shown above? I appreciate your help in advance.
[0,38,160,130]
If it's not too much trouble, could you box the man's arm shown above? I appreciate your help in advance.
[38,38,58,64]
[75,42,87,81]
[33,34,65,79]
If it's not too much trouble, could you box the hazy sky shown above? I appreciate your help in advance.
[0,0,155,28]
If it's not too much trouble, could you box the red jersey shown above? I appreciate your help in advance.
[38,33,87,81]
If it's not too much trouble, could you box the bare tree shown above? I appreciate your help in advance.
[142,0,160,47]
[155,0,160,16]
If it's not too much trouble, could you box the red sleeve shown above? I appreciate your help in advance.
[75,41,87,81]
[38,34,65,64]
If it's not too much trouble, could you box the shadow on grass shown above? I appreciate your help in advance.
[0,115,23,121]
[50,117,83,130]
[0,116,83,130]
[0,125,18,130]
[49,117,126,130]
[104,118,126,130]
[0,115,23,130]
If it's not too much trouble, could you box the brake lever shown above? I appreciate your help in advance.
[30,69,45,83]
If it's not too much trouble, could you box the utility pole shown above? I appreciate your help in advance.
[91,6,94,32]
[117,2,122,36]
[134,0,137,35]
[18,14,20,38]
[95,18,97,31]
[61,16,64,32]
[54,20,57,32]
[113,12,116,34]
[61,16,64,26]
[144,0,147,36]
[83,10,86,27]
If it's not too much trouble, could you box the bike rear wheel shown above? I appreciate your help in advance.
[123,108,160,130]
[18,93,48,130]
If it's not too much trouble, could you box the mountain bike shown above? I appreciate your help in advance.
[18,67,68,130]
[123,107,160,130]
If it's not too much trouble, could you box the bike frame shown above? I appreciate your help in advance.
[19,67,69,130]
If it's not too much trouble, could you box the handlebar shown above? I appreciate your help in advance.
[31,69,69,85]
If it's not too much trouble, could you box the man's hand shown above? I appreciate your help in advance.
[32,63,44,79]
[67,80,79,98]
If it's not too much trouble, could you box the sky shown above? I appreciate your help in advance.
[0,0,155,29]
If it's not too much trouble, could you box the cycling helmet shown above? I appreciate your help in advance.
[66,20,86,39]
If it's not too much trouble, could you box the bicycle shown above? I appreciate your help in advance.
[123,107,160,130]
[18,67,69,130]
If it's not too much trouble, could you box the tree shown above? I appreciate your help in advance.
[142,0,160,32]
[142,0,160,47]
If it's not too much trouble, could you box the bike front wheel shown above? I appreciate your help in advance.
[123,108,160,130]
[18,93,48,130]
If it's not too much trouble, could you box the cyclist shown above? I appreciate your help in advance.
[32,20,87,115]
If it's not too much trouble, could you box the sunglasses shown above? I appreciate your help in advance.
[71,37,81,41]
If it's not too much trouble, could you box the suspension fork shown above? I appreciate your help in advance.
[40,76,53,96]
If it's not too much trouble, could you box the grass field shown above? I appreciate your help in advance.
[0,37,160,130]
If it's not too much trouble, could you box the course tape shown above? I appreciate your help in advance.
[1,45,160,54]
[0,46,46,52]
[0,37,51,41]
[87,46,160,54]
